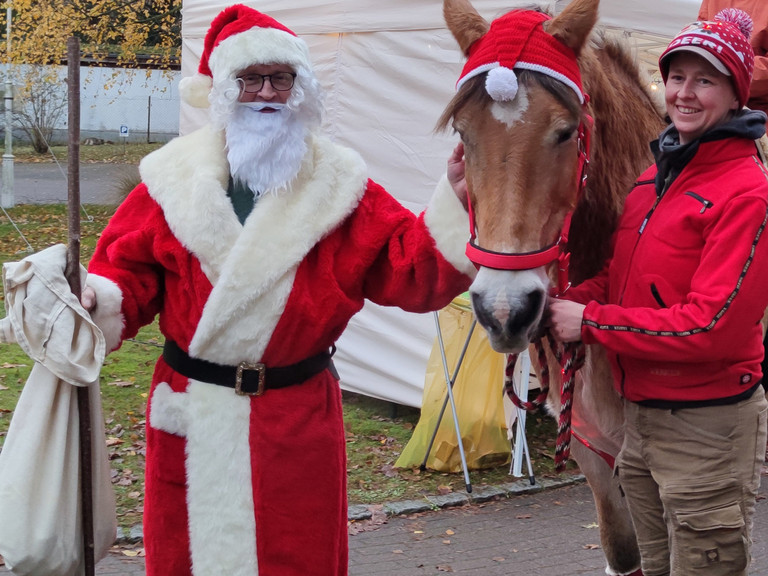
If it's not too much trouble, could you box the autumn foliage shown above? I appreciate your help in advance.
[2,0,181,69]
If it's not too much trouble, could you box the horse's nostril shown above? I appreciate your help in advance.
[507,289,543,334]
[470,292,503,334]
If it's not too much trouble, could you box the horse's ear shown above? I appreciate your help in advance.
[544,0,599,57]
[444,0,490,56]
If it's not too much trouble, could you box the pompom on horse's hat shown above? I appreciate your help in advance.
[456,10,584,104]
[659,8,755,109]
[179,3,313,108]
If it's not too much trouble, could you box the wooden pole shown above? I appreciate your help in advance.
[66,36,95,576]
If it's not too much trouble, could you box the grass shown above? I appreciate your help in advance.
[12,142,164,165]
[0,174,576,529]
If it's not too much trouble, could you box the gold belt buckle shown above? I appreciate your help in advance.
[235,362,266,396]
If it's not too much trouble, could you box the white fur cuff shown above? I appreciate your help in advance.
[424,176,476,278]
[84,274,125,353]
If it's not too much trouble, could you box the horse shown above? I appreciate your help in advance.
[439,0,667,574]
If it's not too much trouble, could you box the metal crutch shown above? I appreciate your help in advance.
[510,350,536,485]
[418,311,476,493]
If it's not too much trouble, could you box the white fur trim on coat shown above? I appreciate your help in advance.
[424,176,477,278]
[139,126,368,364]
[150,380,258,576]
[84,274,124,353]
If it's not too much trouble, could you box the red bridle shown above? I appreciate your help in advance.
[464,113,592,297]
[465,106,594,473]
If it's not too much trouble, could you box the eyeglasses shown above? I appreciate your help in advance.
[236,72,296,93]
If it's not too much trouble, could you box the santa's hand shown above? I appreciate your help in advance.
[447,142,467,210]
[81,285,97,311]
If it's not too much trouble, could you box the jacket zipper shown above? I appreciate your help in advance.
[684,190,714,213]
[638,194,661,235]
[617,177,669,397]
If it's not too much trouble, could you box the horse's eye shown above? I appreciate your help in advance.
[555,129,575,145]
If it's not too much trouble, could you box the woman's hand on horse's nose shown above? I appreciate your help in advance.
[447,142,468,210]
[549,298,586,343]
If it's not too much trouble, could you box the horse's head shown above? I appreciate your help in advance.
[440,0,599,353]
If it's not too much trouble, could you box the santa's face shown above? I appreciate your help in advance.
[236,63,294,108]
[225,65,309,195]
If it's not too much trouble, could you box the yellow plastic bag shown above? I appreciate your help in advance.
[395,298,510,472]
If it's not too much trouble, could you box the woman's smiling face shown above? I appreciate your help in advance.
[664,51,739,145]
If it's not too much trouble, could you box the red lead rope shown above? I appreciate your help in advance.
[504,336,585,473]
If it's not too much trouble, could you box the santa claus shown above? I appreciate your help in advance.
[83,4,474,575]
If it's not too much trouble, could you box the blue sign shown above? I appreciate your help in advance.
[119,125,129,138]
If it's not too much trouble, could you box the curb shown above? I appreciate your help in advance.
[114,473,586,544]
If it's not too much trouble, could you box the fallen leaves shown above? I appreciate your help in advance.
[112,468,139,487]
[108,380,135,388]
[348,505,388,535]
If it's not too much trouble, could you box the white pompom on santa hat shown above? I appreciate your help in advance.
[180,3,313,108]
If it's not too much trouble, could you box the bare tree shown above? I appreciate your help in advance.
[13,68,67,153]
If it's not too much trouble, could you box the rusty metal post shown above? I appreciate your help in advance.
[66,36,95,576]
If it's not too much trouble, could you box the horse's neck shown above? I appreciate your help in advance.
[568,36,666,284]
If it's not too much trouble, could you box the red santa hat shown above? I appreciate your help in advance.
[180,4,313,108]
[457,10,584,104]
[659,9,755,109]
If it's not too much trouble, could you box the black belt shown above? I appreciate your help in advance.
[162,340,335,396]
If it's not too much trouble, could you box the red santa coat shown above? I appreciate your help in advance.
[86,125,474,576]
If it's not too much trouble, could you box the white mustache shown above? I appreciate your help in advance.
[239,102,287,112]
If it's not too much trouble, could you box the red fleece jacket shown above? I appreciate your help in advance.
[569,137,768,403]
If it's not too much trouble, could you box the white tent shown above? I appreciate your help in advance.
[179,0,701,407]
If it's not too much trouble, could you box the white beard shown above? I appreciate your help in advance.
[225,102,309,196]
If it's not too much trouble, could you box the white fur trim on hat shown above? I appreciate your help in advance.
[208,27,312,85]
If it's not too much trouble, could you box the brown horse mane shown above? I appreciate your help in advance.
[571,30,666,282]
[438,8,666,284]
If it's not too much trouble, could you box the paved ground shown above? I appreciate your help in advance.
[3,471,762,576]
[3,162,137,205]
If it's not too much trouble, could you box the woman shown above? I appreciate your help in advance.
[550,9,768,576]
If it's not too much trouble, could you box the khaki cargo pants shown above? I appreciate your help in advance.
[617,387,767,576]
